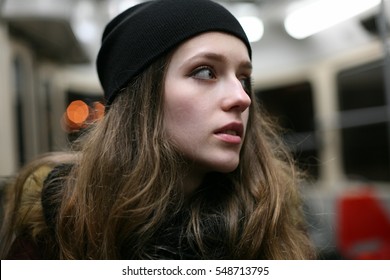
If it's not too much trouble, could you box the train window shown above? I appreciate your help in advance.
[256,82,319,179]
[337,60,390,181]
[342,123,389,181]
[338,60,385,111]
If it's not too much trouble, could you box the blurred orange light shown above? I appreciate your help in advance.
[66,100,89,125]
[93,101,105,120]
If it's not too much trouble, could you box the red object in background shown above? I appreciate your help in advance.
[337,187,390,259]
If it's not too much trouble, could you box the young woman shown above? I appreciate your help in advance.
[0,0,315,259]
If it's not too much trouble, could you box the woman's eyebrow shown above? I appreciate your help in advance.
[186,52,252,70]
[187,52,227,62]
[240,61,253,72]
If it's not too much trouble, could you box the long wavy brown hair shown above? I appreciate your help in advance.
[1,53,315,260]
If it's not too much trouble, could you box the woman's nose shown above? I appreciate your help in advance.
[221,77,252,112]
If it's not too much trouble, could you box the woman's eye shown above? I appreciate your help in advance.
[240,77,252,95]
[191,67,216,80]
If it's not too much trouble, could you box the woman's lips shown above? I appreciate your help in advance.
[214,122,243,144]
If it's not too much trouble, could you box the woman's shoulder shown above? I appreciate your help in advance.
[1,153,75,259]
[42,163,73,229]
[2,164,55,260]
[16,164,54,235]
[17,162,73,236]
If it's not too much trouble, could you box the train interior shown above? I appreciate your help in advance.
[0,0,390,259]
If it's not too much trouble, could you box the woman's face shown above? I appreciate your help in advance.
[164,32,252,176]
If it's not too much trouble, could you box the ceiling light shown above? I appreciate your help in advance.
[284,0,381,39]
[238,16,264,42]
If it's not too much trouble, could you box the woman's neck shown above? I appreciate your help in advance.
[181,166,206,198]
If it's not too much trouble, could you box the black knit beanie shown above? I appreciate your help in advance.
[97,0,251,105]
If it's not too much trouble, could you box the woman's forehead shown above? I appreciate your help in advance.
[171,32,251,64]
